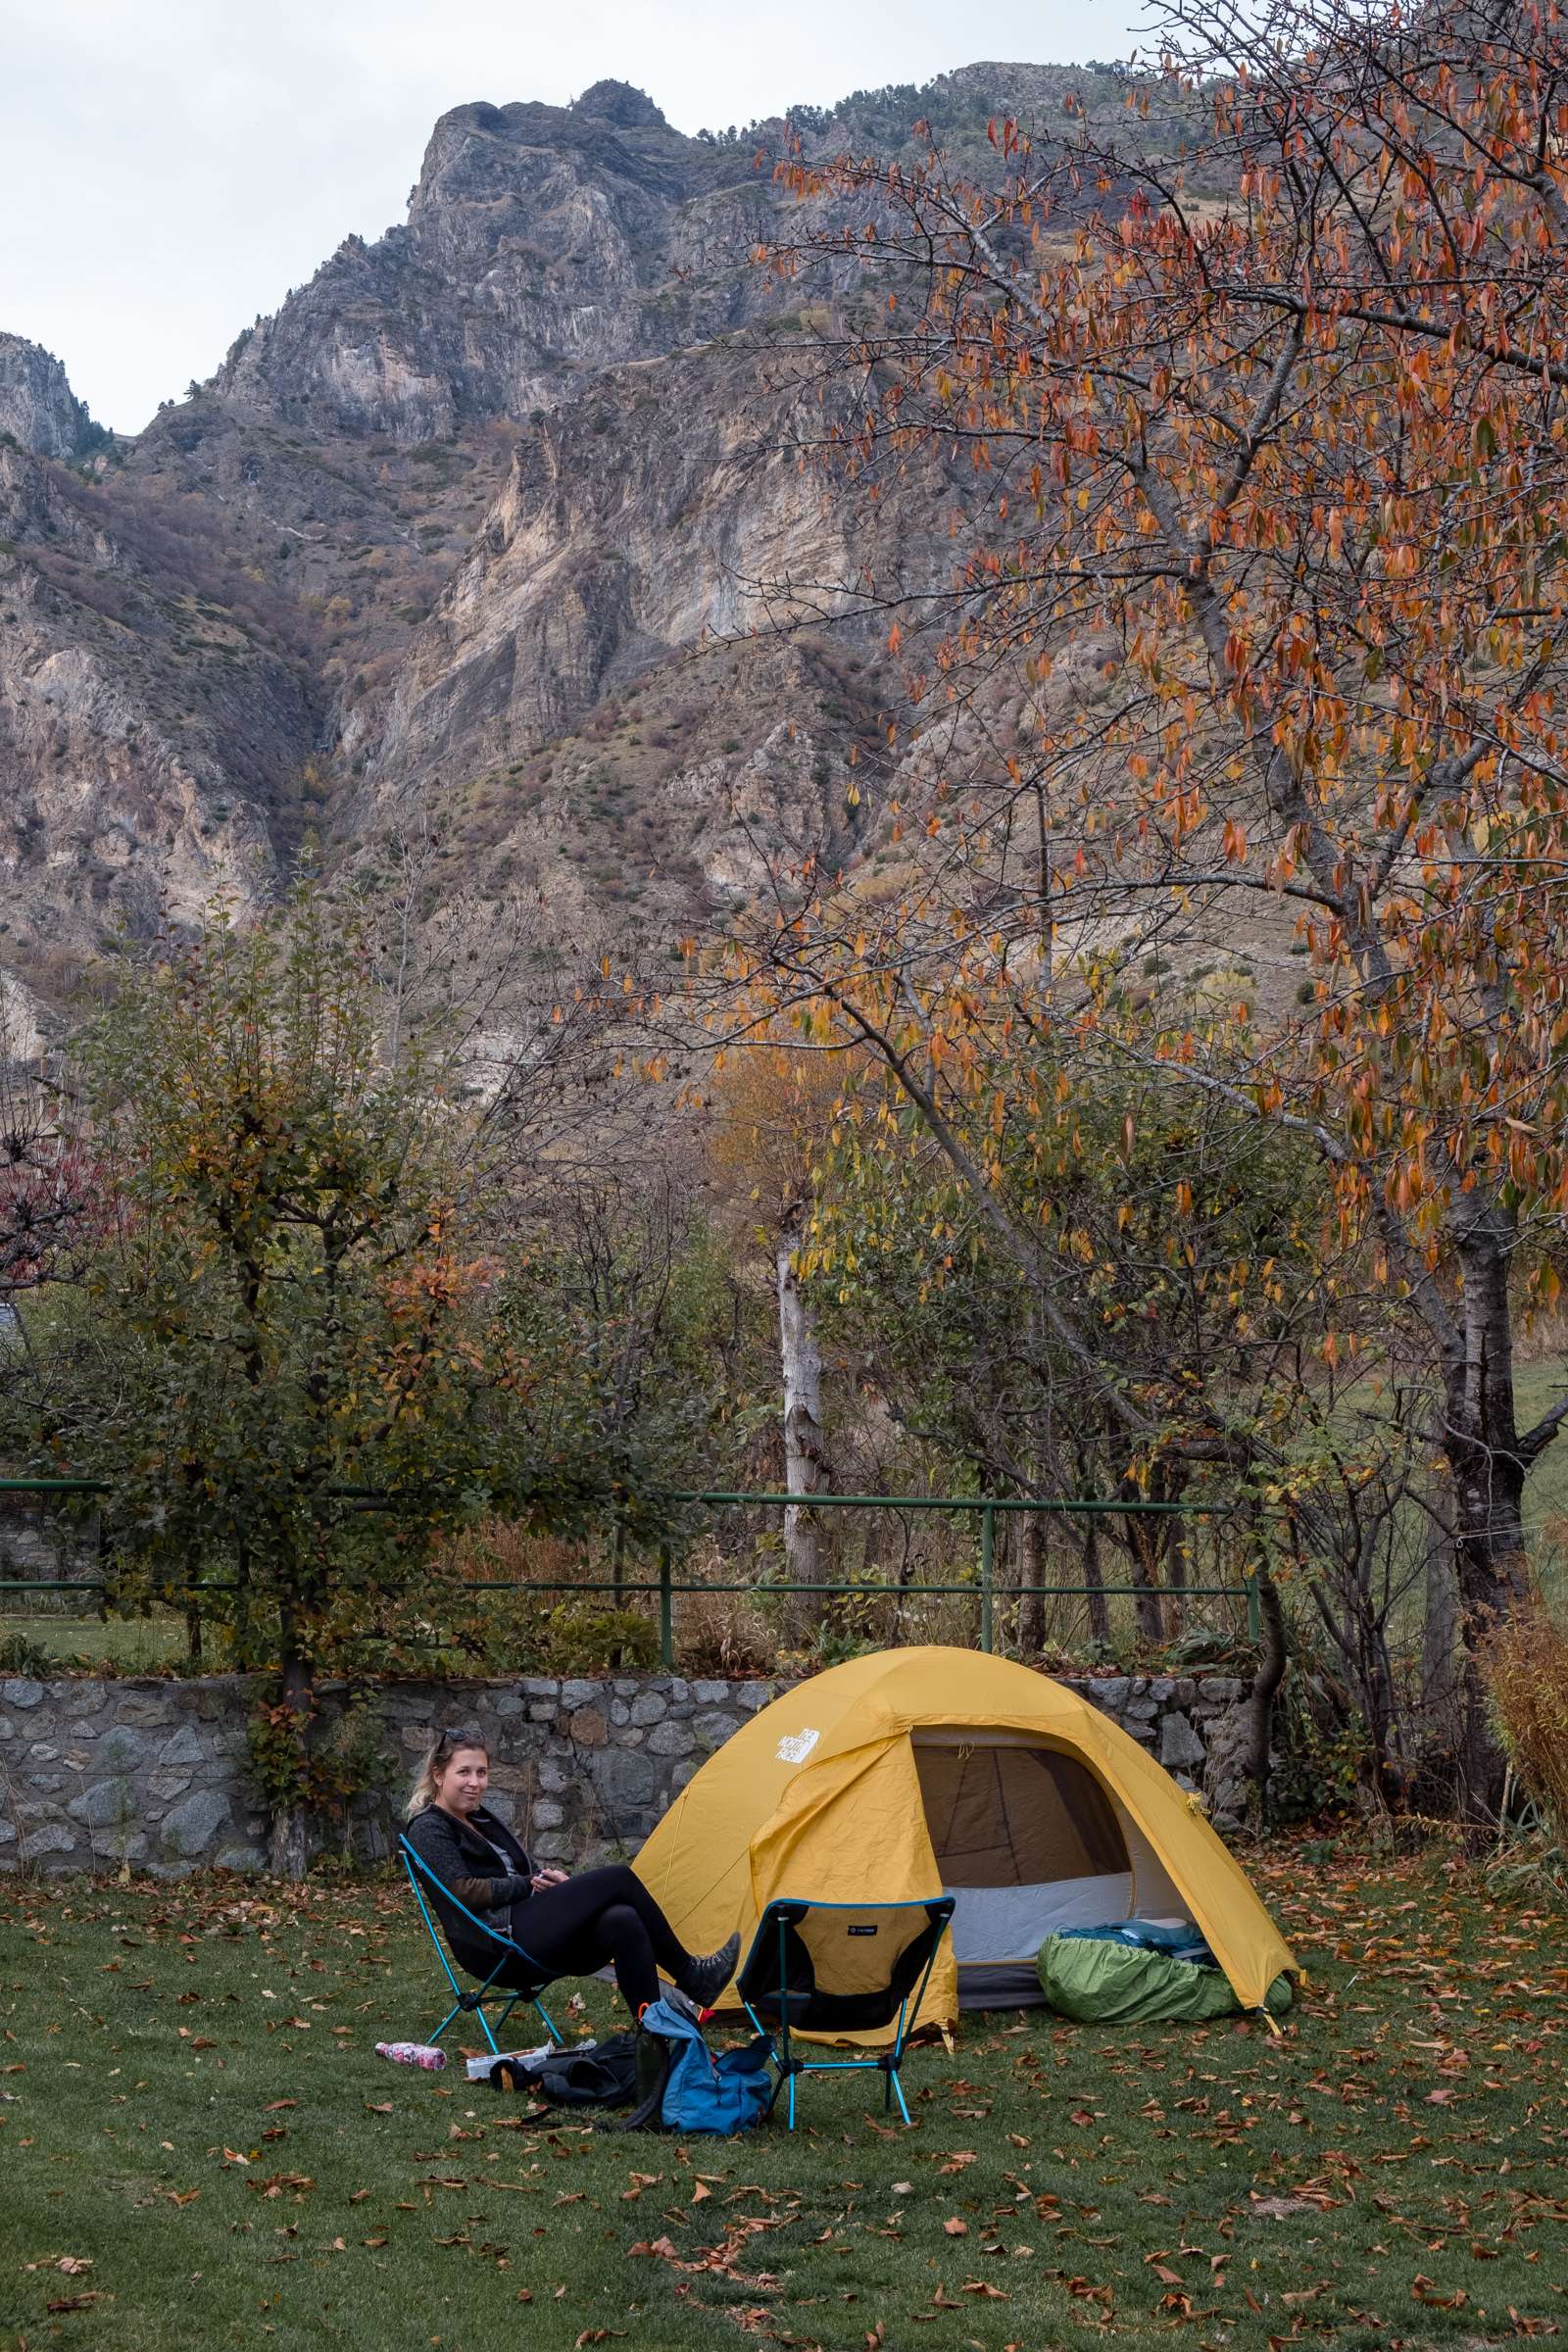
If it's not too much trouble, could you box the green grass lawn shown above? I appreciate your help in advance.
[2,1842,1565,2351]
[0,1616,188,1673]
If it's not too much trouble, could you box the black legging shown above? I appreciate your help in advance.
[494,1865,696,2015]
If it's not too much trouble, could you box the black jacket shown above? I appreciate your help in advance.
[405,1802,535,1965]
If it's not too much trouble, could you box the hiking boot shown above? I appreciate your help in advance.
[676,1932,740,2008]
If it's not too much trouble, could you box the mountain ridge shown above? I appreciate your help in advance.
[0,59,1115,1011]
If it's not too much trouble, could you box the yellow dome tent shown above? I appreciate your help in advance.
[634,1646,1297,2038]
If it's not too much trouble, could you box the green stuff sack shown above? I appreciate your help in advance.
[1036,1933,1293,2025]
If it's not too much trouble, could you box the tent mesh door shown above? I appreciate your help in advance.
[913,1740,1128,1886]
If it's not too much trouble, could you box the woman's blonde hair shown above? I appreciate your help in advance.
[405,1725,488,1821]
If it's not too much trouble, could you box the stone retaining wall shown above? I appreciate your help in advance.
[0,1667,1254,1878]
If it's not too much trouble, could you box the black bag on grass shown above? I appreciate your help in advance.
[531,2031,640,2108]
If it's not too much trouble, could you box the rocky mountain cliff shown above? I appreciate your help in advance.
[0,334,102,464]
[0,63,1104,1008]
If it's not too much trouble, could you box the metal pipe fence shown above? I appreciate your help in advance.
[0,1478,1262,1664]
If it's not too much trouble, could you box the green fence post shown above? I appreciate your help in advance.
[980,1503,995,1653]
[659,1544,673,1669]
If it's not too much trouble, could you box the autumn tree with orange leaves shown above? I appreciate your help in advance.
[741,0,1568,1809]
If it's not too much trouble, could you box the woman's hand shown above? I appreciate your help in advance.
[530,1868,569,1891]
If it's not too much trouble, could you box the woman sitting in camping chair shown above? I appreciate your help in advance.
[403,1727,739,2021]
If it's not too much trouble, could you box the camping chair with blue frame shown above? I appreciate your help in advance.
[736,1893,955,2129]
[399,1834,564,2058]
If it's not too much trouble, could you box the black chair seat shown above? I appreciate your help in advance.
[735,1894,955,2129]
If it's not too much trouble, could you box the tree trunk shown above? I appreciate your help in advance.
[1419,1504,1463,1788]
[1017,1510,1047,1654]
[268,1634,314,1881]
[777,1212,831,1642]
[1082,1505,1111,1647]
[1121,1501,1166,1646]
[1244,1562,1288,1831]
[1444,1200,1532,1823]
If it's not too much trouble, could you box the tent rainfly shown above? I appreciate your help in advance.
[634,1646,1297,2039]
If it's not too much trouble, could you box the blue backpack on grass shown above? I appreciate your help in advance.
[638,1997,773,2134]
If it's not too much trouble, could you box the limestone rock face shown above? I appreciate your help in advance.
[212,91,775,445]
[0,334,99,461]
[0,61,1102,1011]
[0,437,314,964]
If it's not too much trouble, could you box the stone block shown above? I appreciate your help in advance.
[568,1708,608,1748]
[531,1832,570,1861]
[536,1760,569,1794]
[691,1680,730,1706]
[115,1693,175,1728]
[20,1822,75,1857]
[666,1678,691,1706]
[1158,1711,1207,1771]
[531,1800,564,1831]
[0,1820,15,1843]
[1200,1677,1245,1703]
[63,1688,107,1716]
[147,1773,193,1802]
[26,1743,58,1763]
[158,1789,230,1860]
[157,1724,208,1769]
[494,1695,524,1718]
[587,1749,659,1813]
[96,1726,150,1772]
[1171,1678,1197,1706]
[559,1680,603,1711]
[646,1720,694,1758]
[527,1702,558,1724]
[736,1683,776,1712]
[610,1700,629,1727]
[612,1680,640,1698]
[670,1758,703,1790]
[1083,1677,1130,1711]
[629,1691,666,1727]
[1150,1677,1175,1703]
[1124,1697,1157,1722]
[522,1679,561,1699]
[620,1729,644,1746]
[693,1710,742,1749]
[214,1845,267,1873]
[0,1716,13,1740]
[25,1773,63,1791]
[2,1678,43,1710]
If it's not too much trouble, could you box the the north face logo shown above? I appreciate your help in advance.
[775,1728,820,1765]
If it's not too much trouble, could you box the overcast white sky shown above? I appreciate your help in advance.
[3,1,1147,434]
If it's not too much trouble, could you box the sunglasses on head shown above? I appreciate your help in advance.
[438,1727,485,1753]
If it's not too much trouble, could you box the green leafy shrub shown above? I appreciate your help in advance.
[0,1630,54,1678]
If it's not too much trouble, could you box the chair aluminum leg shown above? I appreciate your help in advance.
[889,2066,911,2128]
